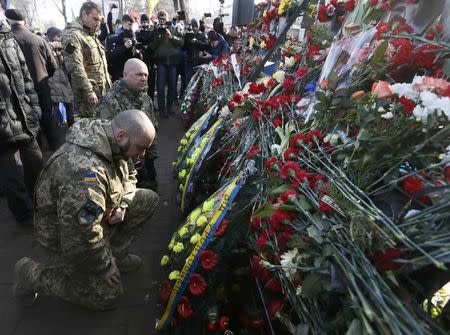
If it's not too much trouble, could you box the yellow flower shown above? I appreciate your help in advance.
[177,146,182,152]
[192,148,202,160]
[178,169,187,179]
[173,242,184,253]
[179,184,184,192]
[201,137,209,146]
[190,233,201,244]
[169,270,180,280]
[249,36,255,49]
[189,208,202,223]
[196,215,208,227]
[160,255,169,266]
[178,226,188,237]
[180,139,188,145]
[186,158,192,165]
[260,40,266,49]
[202,198,215,213]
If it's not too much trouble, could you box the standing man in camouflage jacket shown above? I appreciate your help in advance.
[97,58,159,190]
[62,1,111,118]
[13,110,159,310]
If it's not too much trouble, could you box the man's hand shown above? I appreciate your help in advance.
[102,258,120,286]
[107,206,126,225]
[124,39,133,49]
[87,92,98,104]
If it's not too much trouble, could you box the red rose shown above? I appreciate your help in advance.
[160,280,172,303]
[200,250,218,270]
[214,218,229,237]
[177,296,193,319]
[189,273,207,296]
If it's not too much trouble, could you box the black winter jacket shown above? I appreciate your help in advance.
[0,21,41,147]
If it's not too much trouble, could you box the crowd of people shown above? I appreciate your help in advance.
[0,1,237,311]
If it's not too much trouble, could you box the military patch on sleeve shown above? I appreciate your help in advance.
[65,43,76,55]
[78,200,103,226]
[83,172,97,182]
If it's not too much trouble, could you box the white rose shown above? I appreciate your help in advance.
[381,111,393,119]
[273,70,286,83]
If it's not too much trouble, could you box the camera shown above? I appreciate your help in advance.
[204,13,212,18]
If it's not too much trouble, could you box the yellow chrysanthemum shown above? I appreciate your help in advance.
[190,233,201,244]
[260,40,266,49]
[180,139,188,145]
[249,36,255,49]
[189,208,202,222]
[173,242,184,253]
[178,226,188,237]
[178,169,187,179]
[196,215,208,227]
[202,198,215,213]
[160,255,169,266]
[169,270,180,280]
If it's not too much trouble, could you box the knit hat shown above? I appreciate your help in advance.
[190,19,198,29]
[140,14,150,22]
[118,29,134,40]
[5,9,25,21]
[46,27,62,41]
[207,30,218,42]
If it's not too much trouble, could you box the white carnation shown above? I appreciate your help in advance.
[381,111,393,119]
[390,83,419,100]
[273,70,286,83]
[284,56,296,68]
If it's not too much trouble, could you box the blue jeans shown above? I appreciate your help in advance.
[156,64,177,115]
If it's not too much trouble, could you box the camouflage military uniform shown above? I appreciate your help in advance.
[31,118,159,310]
[62,18,112,118]
[96,79,158,159]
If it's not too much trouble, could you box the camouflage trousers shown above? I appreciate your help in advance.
[33,188,159,310]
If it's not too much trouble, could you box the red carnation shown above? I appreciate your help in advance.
[268,299,285,319]
[369,248,406,272]
[177,296,193,319]
[283,76,295,93]
[219,316,230,332]
[390,38,414,65]
[280,190,297,204]
[160,280,172,303]
[319,200,335,212]
[251,255,271,282]
[317,5,329,22]
[398,97,415,115]
[380,0,391,11]
[214,218,229,237]
[280,161,301,180]
[264,156,281,172]
[283,147,298,161]
[270,209,296,231]
[400,174,430,204]
[272,117,283,128]
[251,217,262,231]
[290,133,306,149]
[370,0,378,5]
[257,231,269,250]
[246,145,261,160]
[344,0,355,11]
[266,277,282,292]
[295,66,309,78]
[207,322,217,332]
[306,130,323,143]
[189,273,207,296]
[200,250,218,270]
[415,44,441,69]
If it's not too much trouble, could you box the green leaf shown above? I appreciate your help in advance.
[302,273,323,298]
[252,202,276,218]
[298,195,312,211]
[307,225,323,244]
[327,71,339,90]
[279,204,298,212]
[443,59,450,78]
[357,128,371,141]
[270,184,292,196]
[315,90,327,103]
[370,40,388,68]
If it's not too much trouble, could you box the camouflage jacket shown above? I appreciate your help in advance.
[34,119,137,275]
[97,79,158,158]
[62,18,111,104]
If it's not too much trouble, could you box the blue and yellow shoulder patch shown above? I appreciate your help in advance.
[82,172,97,182]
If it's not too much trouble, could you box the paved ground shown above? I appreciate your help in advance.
[0,115,185,335]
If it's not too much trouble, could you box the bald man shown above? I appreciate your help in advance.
[13,110,159,310]
[97,58,159,191]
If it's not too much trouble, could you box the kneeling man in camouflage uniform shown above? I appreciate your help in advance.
[13,110,159,310]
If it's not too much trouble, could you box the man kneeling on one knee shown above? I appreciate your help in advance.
[13,109,159,310]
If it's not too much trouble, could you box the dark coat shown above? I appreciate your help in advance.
[10,23,57,114]
[0,21,41,147]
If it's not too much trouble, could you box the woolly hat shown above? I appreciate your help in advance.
[190,19,198,28]
[5,9,25,21]
[46,27,62,41]
[207,29,218,42]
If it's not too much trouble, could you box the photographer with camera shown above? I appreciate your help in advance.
[135,14,157,102]
[106,29,143,82]
[184,18,210,85]
[151,10,184,118]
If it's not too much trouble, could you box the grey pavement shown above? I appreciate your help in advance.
[0,115,185,335]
